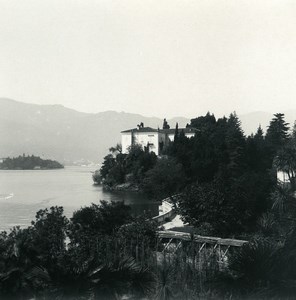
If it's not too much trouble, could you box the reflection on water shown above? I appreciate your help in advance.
[0,166,159,231]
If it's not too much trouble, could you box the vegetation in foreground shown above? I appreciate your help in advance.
[1,198,296,299]
[2,112,296,298]
[0,202,158,300]
[0,154,64,170]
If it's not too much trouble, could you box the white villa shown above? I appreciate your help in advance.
[121,124,197,155]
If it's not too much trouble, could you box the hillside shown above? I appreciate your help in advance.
[1,98,296,164]
[0,98,189,164]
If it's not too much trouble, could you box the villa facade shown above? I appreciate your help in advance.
[121,125,197,155]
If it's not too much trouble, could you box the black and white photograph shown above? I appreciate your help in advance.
[1,0,296,299]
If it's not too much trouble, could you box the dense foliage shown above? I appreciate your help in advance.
[142,157,186,199]
[0,202,158,300]
[101,112,296,239]
[0,155,64,170]
[2,198,296,299]
[100,144,158,190]
[174,112,276,236]
[2,112,296,298]
[100,145,187,197]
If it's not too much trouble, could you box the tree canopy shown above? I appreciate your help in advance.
[0,155,64,170]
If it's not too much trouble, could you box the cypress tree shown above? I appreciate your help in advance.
[266,113,289,152]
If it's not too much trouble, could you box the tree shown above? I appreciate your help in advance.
[142,158,186,199]
[100,143,158,188]
[100,154,116,180]
[224,112,246,175]
[66,201,132,270]
[100,153,125,186]
[274,141,296,191]
[109,143,122,155]
[178,172,272,236]
[228,238,279,292]
[0,228,49,300]
[0,155,64,170]
[266,113,289,153]
[68,201,132,250]
[92,170,101,184]
[245,125,270,172]
[189,112,216,131]
[183,112,246,183]
[187,113,220,182]
[125,144,157,184]
[174,122,178,142]
[166,124,193,180]
[31,206,69,269]
[177,180,238,236]
[292,121,296,140]
[118,215,158,249]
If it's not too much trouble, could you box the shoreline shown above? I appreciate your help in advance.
[102,182,141,192]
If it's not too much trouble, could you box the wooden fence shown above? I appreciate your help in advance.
[157,230,248,247]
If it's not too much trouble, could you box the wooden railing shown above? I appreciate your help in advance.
[152,194,248,248]
[157,230,248,247]
[157,230,248,271]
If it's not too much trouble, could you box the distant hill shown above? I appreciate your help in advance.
[0,98,189,164]
[1,98,296,164]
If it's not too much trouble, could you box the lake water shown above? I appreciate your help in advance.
[0,166,159,232]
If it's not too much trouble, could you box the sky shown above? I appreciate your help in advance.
[1,0,296,118]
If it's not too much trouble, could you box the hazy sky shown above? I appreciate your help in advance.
[1,0,296,118]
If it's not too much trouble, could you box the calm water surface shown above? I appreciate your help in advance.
[0,166,159,231]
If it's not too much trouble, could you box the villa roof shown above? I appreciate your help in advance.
[121,127,159,133]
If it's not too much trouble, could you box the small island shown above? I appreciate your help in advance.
[0,154,64,170]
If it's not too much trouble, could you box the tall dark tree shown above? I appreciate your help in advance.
[266,113,290,153]
[274,142,296,191]
[246,127,268,172]
[255,124,264,139]
[224,112,246,175]
[174,122,179,142]
[185,113,219,182]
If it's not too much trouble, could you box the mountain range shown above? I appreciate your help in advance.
[0,98,188,164]
[1,98,296,164]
